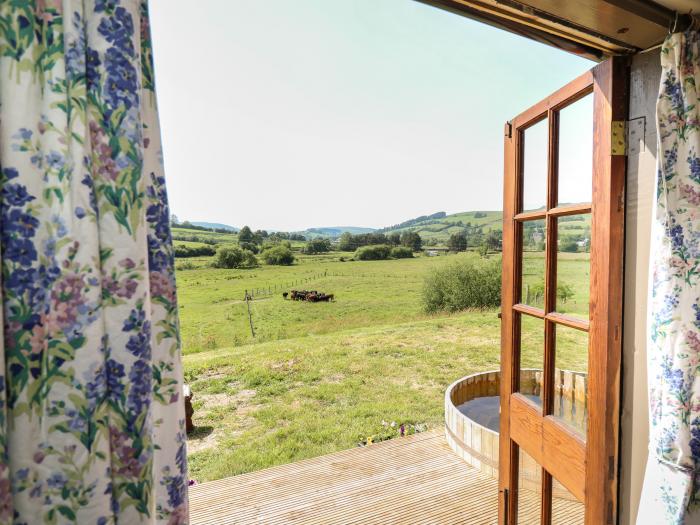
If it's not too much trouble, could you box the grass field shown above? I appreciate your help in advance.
[177,242,590,482]
[176,251,481,354]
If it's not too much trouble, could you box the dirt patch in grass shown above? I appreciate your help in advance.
[187,389,259,454]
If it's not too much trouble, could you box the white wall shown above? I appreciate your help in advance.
[618,49,660,525]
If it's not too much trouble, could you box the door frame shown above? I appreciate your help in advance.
[499,56,628,525]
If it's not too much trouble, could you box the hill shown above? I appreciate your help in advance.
[300,226,376,239]
[191,221,238,232]
[379,210,503,245]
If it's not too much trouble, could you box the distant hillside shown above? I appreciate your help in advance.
[380,210,503,245]
[300,226,376,239]
[191,222,238,232]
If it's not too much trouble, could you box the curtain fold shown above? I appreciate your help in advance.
[0,1,188,523]
[639,28,700,525]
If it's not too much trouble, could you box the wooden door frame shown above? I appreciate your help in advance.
[499,56,628,525]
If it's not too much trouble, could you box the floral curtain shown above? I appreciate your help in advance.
[639,27,700,525]
[0,1,188,524]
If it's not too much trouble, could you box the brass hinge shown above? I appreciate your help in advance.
[611,120,627,156]
[505,121,512,139]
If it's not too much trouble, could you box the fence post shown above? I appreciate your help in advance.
[245,292,255,337]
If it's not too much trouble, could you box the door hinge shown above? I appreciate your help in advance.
[505,121,512,139]
[611,120,627,156]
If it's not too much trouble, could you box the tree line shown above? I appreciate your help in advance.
[337,231,422,251]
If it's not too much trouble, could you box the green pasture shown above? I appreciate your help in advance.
[178,245,591,481]
[176,251,477,354]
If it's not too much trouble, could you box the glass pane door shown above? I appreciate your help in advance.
[499,57,627,525]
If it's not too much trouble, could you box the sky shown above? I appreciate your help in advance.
[149,0,593,232]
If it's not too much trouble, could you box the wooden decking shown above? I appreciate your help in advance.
[189,430,500,524]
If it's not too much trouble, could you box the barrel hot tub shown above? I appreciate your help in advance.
[444,369,587,497]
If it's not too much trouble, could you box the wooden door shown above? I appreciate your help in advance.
[499,57,627,525]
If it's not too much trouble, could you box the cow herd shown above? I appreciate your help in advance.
[283,290,335,302]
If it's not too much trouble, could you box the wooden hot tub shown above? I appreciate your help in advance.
[444,369,587,500]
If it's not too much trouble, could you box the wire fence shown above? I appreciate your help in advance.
[244,270,340,300]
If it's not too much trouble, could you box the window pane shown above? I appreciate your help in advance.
[522,219,546,309]
[522,118,548,213]
[557,94,593,206]
[519,315,545,407]
[552,476,584,524]
[553,325,588,437]
[517,448,542,524]
[556,214,590,320]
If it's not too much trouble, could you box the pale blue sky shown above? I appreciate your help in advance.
[149,0,593,231]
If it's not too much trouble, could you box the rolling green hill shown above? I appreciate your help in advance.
[191,221,238,232]
[300,226,376,238]
[173,208,590,249]
[379,210,503,245]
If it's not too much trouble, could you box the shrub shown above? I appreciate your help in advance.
[560,241,579,253]
[557,282,575,303]
[262,245,295,265]
[175,261,196,271]
[523,280,575,306]
[422,257,501,312]
[355,245,391,261]
[241,250,259,268]
[239,241,259,254]
[173,244,216,258]
[304,238,332,254]
[390,246,413,259]
[213,246,258,269]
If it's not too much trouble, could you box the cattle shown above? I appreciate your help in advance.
[288,290,334,302]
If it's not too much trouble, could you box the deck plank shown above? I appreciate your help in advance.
[189,429,584,524]
[189,430,500,524]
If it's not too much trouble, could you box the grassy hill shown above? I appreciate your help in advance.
[191,221,238,232]
[301,226,376,238]
[379,210,503,245]
[174,207,590,251]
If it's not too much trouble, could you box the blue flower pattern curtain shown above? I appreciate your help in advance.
[0,1,188,523]
[640,28,700,525]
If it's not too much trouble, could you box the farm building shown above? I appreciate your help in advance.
[0,1,698,525]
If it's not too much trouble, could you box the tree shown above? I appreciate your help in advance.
[388,232,401,246]
[239,241,259,254]
[560,241,579,253]
[304,238,331,254]
[448,232,468,252]
[238,226,253,243]
[354,245,391,261]
[262,245,295,265]
[400,231,422,252]
[485,230,502,252]
[170,214,179,226]
[338,232,354,251]
[213,246,257,269]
